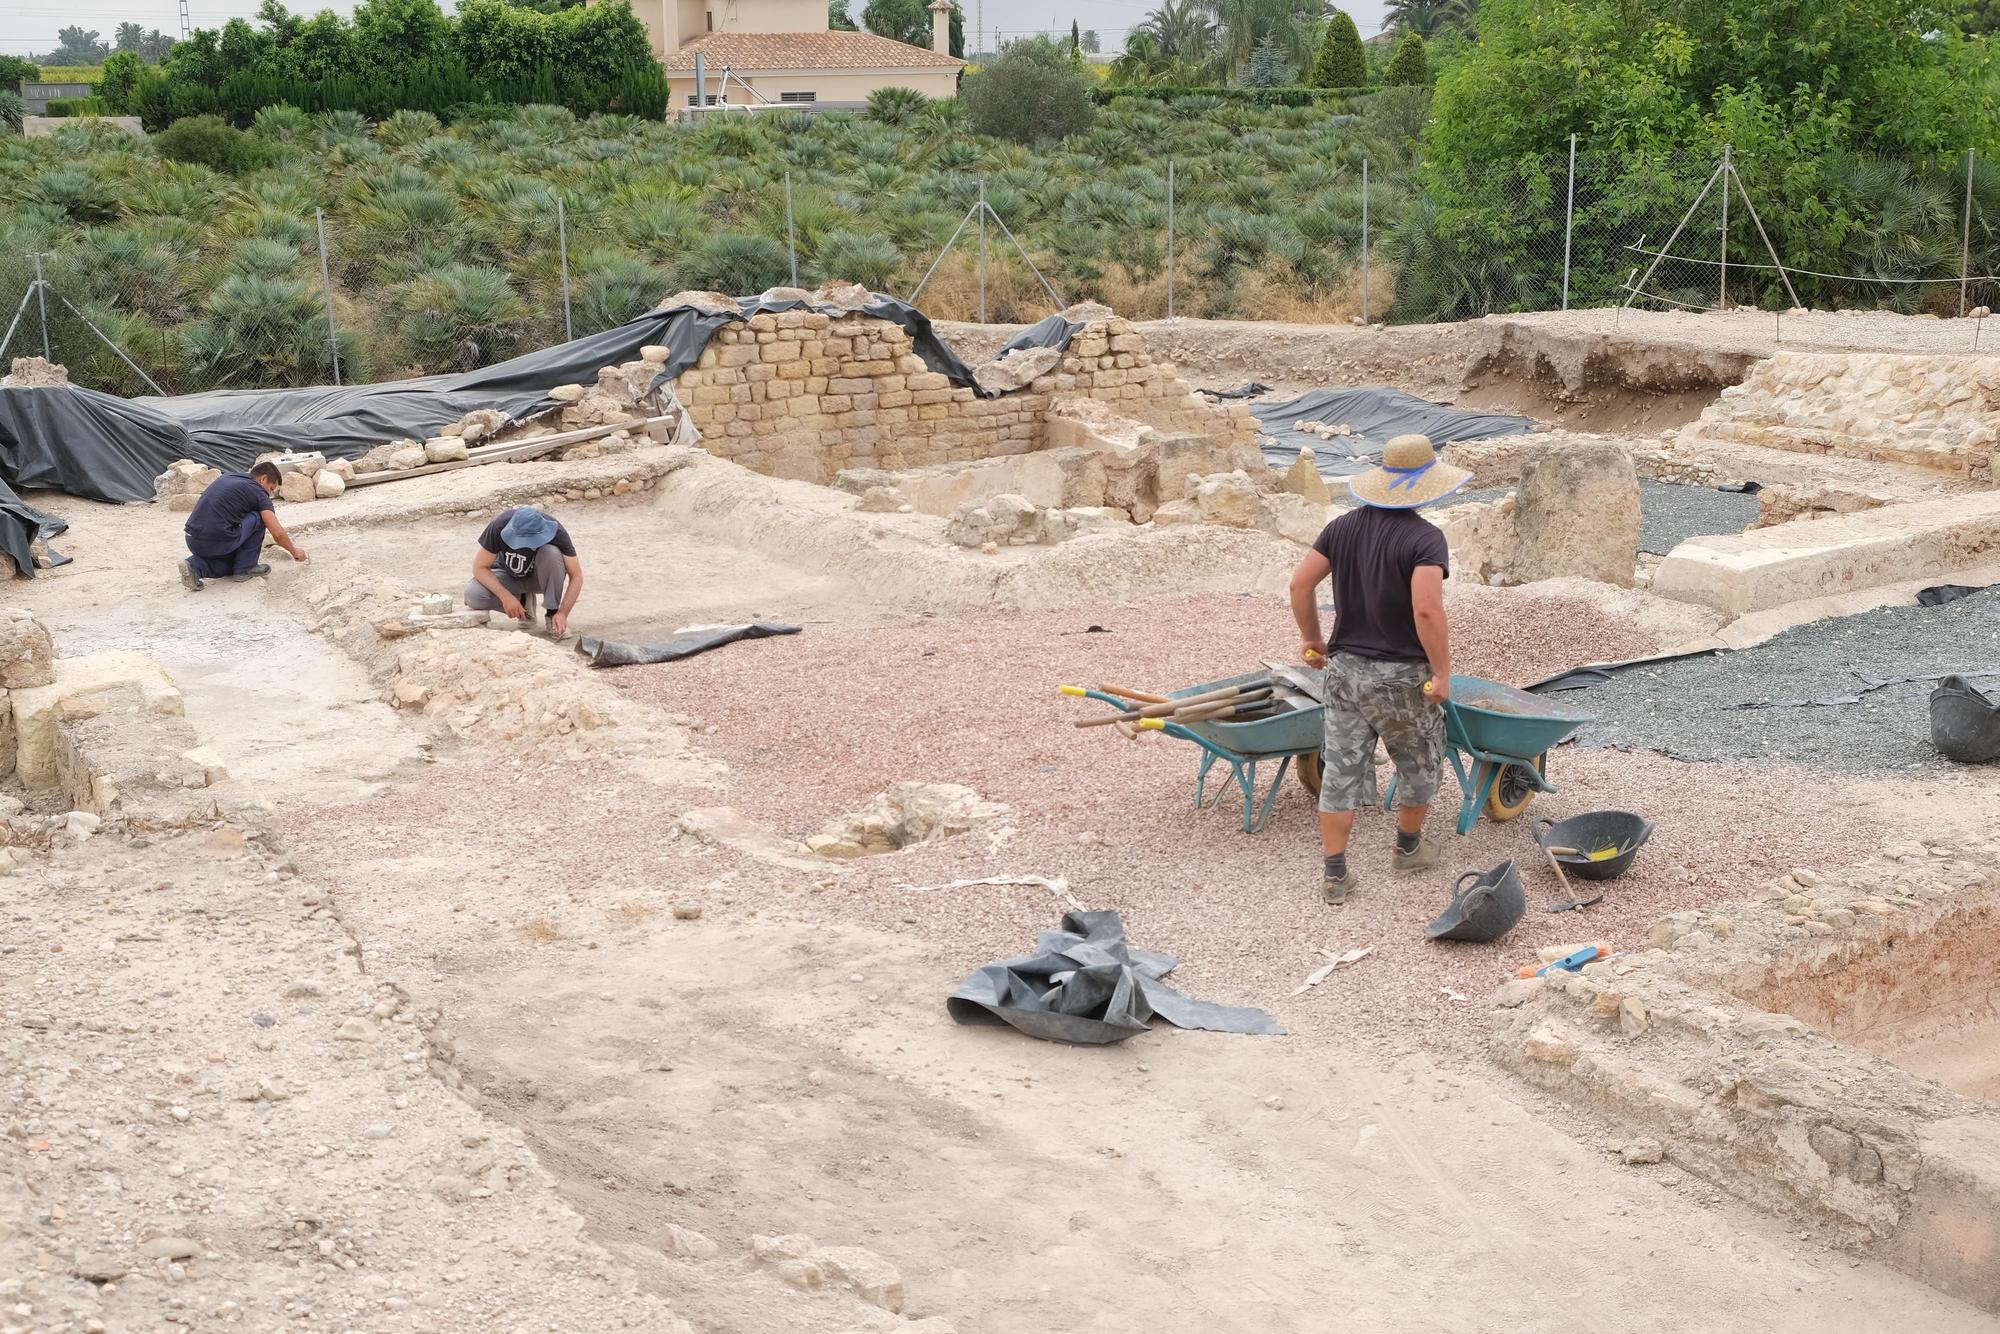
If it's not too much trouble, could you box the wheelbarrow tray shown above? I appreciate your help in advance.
[1385,675,1595,835]
[1169,671,1327,757]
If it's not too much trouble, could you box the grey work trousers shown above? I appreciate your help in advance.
[464,544,566,619]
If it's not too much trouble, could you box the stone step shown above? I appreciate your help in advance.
[1651,489,2000,616]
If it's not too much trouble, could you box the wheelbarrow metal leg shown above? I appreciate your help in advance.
[1245,755,1293,833]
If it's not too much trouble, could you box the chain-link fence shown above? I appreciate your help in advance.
[13,146,2000,397]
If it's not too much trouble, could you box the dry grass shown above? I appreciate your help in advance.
[514,916,564,943]
[609,900,663,924]
[911,252,1065,324]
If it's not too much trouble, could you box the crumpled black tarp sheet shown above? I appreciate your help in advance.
[0,291,983,513]
[1251,387,1535,478]
[1933,675,2000,763]
[1918,583,1996,607]
[576,622,800,667]
[947,909,1284,1045]
[0,477,68,577]
[997,312,1083,356]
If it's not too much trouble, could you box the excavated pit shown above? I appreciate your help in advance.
[1730,893,2000,1105]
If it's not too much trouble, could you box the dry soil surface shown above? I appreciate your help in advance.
[10,462,2000,1334]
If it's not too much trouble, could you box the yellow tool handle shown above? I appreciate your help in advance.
[1138,718,1167,730]
[1058,684,1087,697]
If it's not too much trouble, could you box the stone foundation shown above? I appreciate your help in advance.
[674,312,1254,485]
[1691,353,2000,481]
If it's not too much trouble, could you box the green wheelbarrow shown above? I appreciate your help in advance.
[1384,675,1596,836]
[1063,670,1326,833]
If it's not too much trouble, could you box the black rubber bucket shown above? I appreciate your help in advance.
[1932,675,2000,764]
[1426,860,1526,943]
[1535,811,1654,882]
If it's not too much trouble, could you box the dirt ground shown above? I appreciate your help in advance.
[11,452,2000,1332]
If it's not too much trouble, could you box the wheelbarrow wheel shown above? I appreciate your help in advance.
[1295,751,1323,798]
[1485,753,1545,823]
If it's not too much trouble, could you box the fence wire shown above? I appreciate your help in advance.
[16,144,2000,397]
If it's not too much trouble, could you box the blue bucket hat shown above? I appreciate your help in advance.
[500,507,559,549]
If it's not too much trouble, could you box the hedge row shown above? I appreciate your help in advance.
[1088,84,1372,108]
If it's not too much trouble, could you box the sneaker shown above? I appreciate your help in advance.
[1320,869,1359,905]
[178,559,205,592]
[1392,836,1441,872]
[230,563,272,582]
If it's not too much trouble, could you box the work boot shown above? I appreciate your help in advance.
[231,563,272,582]
[1392,836,1440,872]
[179,559,206,592]
[1320,868,1359,905]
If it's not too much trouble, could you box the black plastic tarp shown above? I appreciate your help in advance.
[0,290,981,512]
[997,312,1083,356]
[1251,387,1535,478]
[576,622,800,667]
[947,909,1284,1045]
[0,478,67,577]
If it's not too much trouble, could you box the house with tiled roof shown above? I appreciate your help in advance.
[622,0,967,114]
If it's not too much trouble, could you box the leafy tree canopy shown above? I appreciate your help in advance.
[1382,30,1427,86]
[961,35,1093,141]
[862,0,966,57]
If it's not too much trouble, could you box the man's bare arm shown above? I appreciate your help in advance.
[259,509,307,562]
[1288,550,1331,662]
[1410,565,1450,701]
[471,547,524,618]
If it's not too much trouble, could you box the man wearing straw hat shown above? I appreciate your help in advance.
[1288,433,1467,905]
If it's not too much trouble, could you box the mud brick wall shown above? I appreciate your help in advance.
[674,312,1253,484]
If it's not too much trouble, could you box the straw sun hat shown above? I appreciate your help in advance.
[1346,434,1472,509]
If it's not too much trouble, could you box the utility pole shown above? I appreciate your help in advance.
[179,0,192,39]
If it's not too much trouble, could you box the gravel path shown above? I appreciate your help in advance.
[1638,479,1762,554]
[578,591,1891,1054]
[1576,587,2000,771]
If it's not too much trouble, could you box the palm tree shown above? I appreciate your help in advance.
[1138,0,1218,62]
[1383,0,1476,40]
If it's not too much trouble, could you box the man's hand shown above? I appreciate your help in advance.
[499,593,527,620]
[549,609,568,635]
[288,546,309,564]
[1423,674,1450,705]
[1301,641,1327,665]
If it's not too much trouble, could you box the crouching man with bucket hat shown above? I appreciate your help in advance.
[465,505,584,639]
[1287,433,1467,906]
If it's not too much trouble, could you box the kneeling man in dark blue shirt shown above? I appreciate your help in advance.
[180,462,310,591]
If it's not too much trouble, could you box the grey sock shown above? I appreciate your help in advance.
[1395,828,1421,854]
[1323,853,1347,879]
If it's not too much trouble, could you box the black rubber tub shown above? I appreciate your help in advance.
[1534,811,1654,882]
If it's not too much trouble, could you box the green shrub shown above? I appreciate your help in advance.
[866,86,930,125]
[0,91,23,134]
[1382,32,1428,87]
[1310,11,1367,91]
[152,115,267,173]
[45,98,114,118]
[961,37,1093,144]
[676,232,793,296]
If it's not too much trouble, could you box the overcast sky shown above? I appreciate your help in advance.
[2,0,1393,57]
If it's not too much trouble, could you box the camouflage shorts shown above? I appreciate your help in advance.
[1319,653,1444,813]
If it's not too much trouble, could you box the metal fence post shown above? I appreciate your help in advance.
[314,210,341,387]
[1719,143,1731,310]
[557,198,574,344]
[31,253,50,360]
[1561,134,1577,312]
[977,178,988,323]
[784,171,799,287]
[1961,148,1976,318]
[1360,157,1370,325]
[1166,159,1176,321]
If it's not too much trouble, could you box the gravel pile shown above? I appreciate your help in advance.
[582,590,1890,1055]
[1637,480,1762,554]
[1576,586,2000,772]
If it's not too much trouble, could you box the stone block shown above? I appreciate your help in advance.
[1510,441,1641,586]
[424,436,470,465]
[12,650,183,788]
[278,471,317,503]
[0,608,55,688]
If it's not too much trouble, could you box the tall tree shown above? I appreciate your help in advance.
[830,0,859,30]
[1071,19,1081,55]
[862,0,965,55]
[1239,34,1291,85]
[1309,9,1365,88]
[1136,0,1218,65]
[42,26,112,66]
[1081,28,1100,52]
[115,23,146,52]
[1381,29,1428,84]
[1383,0,1476,39]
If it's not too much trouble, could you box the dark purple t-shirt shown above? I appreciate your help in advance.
[1311,505,1450,662]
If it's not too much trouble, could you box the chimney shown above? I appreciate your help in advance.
[928,0,951,54]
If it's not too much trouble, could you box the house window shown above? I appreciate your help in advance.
[780,92,816,103]
[685,93,724,106]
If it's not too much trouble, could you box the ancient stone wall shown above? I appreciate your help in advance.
[673,312,1254,485]
[1690,352,2000,481]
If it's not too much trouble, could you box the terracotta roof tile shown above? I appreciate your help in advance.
[664,30,966,72]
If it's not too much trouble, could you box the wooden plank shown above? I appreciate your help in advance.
[344,416,663,488]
